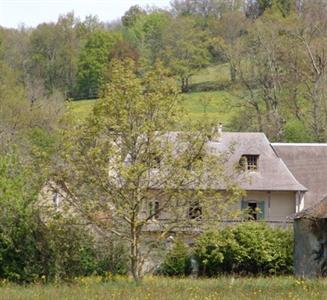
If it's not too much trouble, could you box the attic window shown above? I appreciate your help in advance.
[240,155,259,171]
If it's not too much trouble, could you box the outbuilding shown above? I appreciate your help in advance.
[294,196,327,277]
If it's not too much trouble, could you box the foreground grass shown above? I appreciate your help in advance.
[1,276,326,300]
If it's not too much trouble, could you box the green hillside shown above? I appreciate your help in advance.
[71,64,237,124]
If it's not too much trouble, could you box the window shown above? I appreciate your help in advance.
[248,202,258,220]
[148,200,160,219]
[149,152,161,168]
[240,155,259,171]
[241,200,265,220]
[189,201,202,220]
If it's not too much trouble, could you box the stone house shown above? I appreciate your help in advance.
[212,132,307,225]
[42,130,327,227]
[202,132,327,225]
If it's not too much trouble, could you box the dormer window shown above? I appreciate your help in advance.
[240,155,259,171]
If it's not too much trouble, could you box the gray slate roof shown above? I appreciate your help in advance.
[213,132,307,192]
[272,143,327,208]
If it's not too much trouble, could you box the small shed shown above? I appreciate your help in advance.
[294,196,327,277]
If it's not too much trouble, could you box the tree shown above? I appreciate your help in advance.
[27,13,81,97]
[229,11,301,141]
[170,0,246,19]
[76,30,120,99]
[121,10,171,66]
[208,10,247,82]
[246,0,293,18]
[162,17,210,92]
[294,1,327,142]
[122,5,146,28]
[55,60,241,281]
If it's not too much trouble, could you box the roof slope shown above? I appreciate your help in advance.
[272,143,327,208]
[211,133,307,192]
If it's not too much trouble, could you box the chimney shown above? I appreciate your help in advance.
[218,123,223,136]
[210,123,223,142]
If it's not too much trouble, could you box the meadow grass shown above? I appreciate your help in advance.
[191,63,231,85]
[0,276,326,300]
[71,90,237,125]
[70,63,238,125]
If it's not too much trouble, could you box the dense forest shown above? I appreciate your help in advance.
[2,0,327,142]
[1,0,327,282]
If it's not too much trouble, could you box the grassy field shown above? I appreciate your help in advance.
[0,276,326,300]
[70,64,238,125]
[71,91,236,122]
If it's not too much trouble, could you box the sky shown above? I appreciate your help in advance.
[0,0,172,29]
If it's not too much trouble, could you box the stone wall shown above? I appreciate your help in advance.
[294,218,327,277]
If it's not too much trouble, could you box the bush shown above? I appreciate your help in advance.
[159,240,191,276]
[0,214,129,283]
[44,219,129,280]
[194,222,293,276]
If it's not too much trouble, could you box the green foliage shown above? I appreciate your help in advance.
[162,16,210,92]
[159,240,191,276]
[0,153,43,282]
[0,151,128,283]
[121,5,146,28]
[194,223,293,275]
[283,119,312,143]
[44,219,128,280]
[76,31,120,98]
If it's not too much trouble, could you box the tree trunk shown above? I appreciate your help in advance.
[230,63,236,83]
[130,223,141,282]
[181,77,189,93]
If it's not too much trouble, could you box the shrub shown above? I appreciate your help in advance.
[194,222,293,276]
[44,219,129,280]
[0,151,129,283]
[159,240,191,276]
[0,213,129,283]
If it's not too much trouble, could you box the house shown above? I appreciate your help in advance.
[211,132,327,224]
[207,132,307,225]
[42,129,327,227]
[146,130,326,227]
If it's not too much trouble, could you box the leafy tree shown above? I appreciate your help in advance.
[0,152,42,282]
[55,59,240,281]
[122,5,146,28]
[76,30,120,99]
[141,10,171,64]
[208,10,247,81]
[162,17,210,92]
[27,13,81,97]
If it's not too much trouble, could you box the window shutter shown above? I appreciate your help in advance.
[241,200,248,210]
[148,202,153,217]
[258,201,265,220]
